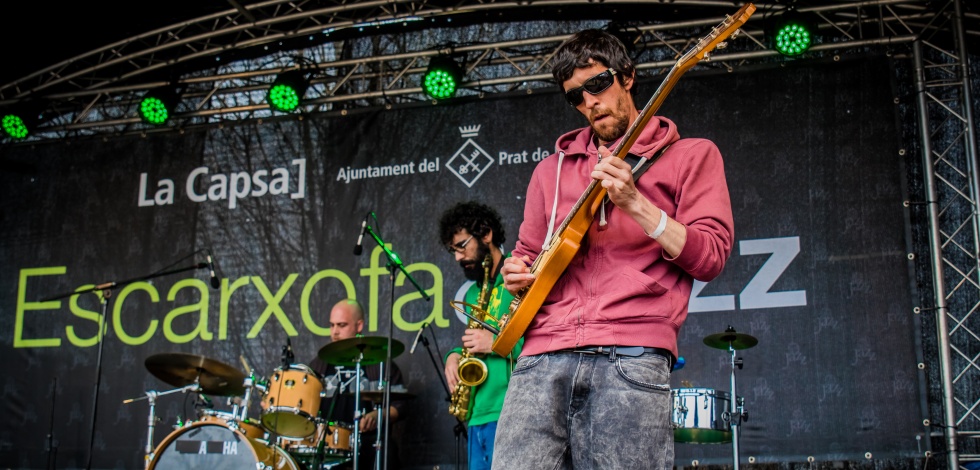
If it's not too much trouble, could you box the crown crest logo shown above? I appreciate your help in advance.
[459,125,481,138]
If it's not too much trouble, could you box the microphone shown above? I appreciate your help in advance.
[409,323,428,354]
[206,250,220,289]
[352,212,370,256]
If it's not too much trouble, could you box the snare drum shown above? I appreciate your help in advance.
[198,409,267,440]
[147,421,299,470]
[261,364,323,438]
[670,388,734,444]
[280,421,354,466]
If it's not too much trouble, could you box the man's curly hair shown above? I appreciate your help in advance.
[438,201,506,248]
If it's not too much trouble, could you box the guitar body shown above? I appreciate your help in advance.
[491,202,595,356]
[489,3,756,358]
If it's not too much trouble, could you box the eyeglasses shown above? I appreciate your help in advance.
[446,235,474,254]
[563,68,618,107]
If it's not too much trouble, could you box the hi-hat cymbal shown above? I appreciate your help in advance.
[145,353,246,396]
[317,336,405,366]
[703,327,758,350]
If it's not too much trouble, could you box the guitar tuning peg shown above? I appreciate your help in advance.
[717,41,729,50]
[731,28,741,39]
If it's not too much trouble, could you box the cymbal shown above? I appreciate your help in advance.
[703,327,758,350]
[145,353,246,396]
[354,390,416,402]
[317,336,405,367]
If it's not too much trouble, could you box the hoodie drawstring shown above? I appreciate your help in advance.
[543,151,565,251]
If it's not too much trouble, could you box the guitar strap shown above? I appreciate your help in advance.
[625,143,671,180]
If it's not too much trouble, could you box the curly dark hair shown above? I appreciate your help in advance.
[551,29,636,94]
[438,201,506,248]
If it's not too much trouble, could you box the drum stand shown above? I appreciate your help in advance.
[351,351,367,470]
[233,373,258,424]
[373,362,387,470]
[725,343,747,470]
[123,382,202,468]
[703,326,754,470]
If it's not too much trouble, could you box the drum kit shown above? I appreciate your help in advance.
[671,326,757,470]
[124,336,413,470]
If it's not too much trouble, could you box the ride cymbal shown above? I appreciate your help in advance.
[317,336,405,366]
[144,353,246,396]
[702,327,758,350]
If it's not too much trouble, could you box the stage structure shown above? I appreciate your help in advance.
[0,1,972,139]
[2,0,980,469]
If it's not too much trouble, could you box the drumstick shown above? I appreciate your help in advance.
[240,355,252,376]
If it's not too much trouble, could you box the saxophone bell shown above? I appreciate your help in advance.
[450,300,492,387]
[458,356,489,387]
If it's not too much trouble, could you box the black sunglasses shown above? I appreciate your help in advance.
[563,68,618,106]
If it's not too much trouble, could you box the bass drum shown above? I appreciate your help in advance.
[147,421,299,470]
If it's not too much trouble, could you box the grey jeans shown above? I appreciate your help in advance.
[491,350,674,470]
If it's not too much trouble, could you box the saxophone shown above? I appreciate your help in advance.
[448,254,492,420]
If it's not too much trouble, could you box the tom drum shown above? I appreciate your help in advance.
[670,387,736,444]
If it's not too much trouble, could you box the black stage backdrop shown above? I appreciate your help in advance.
[0,56,920,468]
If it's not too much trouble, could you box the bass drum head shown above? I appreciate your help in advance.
[147,422,298,470]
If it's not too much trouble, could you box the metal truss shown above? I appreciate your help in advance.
[913,0,980,468]
[0,0,978,468]
[0,0,971,142]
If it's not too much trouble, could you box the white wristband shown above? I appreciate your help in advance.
[650,209,668,239]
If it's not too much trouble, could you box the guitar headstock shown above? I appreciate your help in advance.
[677,3,756,73]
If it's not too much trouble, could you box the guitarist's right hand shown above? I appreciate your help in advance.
[502,255,535,294]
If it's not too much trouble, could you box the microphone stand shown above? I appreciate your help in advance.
[415,330,469,470]
[45,377,58,470]
[362,223,431,469]
[41,259,211,470]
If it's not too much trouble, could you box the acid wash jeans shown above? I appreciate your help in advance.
[491,350,673,470]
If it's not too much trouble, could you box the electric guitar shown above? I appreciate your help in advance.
[491,3,757,356]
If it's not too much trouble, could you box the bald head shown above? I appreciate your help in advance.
[329,299,364,341]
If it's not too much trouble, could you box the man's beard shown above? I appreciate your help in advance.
[589,94,632,143]
[460,241,492,281]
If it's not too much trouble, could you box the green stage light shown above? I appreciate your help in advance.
[775,22,812,56]
[770,9,814,57]
[138,87,179,125]
[268,70,309,113]
[423,56,463,100]
[2,113,29,139]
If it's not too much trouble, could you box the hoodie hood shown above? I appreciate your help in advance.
[554,115,680,158]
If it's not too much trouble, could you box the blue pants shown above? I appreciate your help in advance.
[468,421,498,470]
[491,351,673,469]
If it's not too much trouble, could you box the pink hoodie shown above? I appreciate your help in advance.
[511,116,734,359]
